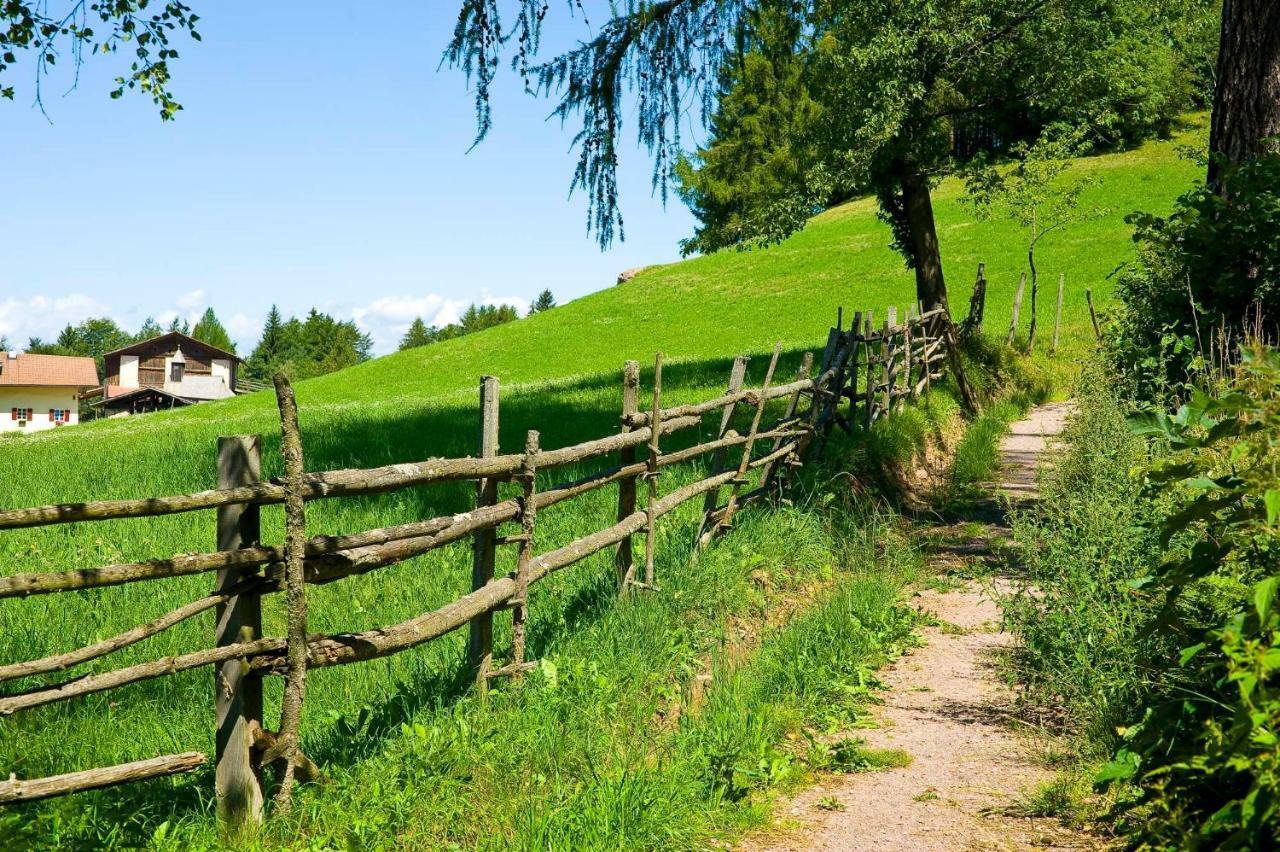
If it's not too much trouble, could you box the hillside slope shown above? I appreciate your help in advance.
[7,117,1203,461]
[0,119,1203,846]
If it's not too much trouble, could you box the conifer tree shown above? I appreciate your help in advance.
[529,290,557,314]
[192,307,236,354]
[400,317,436,350]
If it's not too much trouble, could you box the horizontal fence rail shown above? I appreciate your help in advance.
[0,301,961,825]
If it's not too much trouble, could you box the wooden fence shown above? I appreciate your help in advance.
[0,304,965,827]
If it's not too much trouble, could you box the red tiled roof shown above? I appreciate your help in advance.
[0,352,99,388]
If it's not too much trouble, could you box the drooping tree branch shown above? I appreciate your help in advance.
[446,0,762,247]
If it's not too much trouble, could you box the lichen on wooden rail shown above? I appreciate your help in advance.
[246,451,797,676]
[0,414,707,533]
[0,753,207,804]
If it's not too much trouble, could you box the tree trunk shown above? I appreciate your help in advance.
[1207,0,1280,190]
[901,171,949,311]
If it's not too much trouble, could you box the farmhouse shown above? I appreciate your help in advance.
[90,332,242,417]
[0,350,99,433]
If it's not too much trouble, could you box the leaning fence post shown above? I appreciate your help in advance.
[615,361,641,588]
[269,374,309,812]
[762,351,814,494]
[215,435,265,831]
[718,343,782,535]
[696,356,748,550]
[1086,287,1101,339]
[467,376,500,691]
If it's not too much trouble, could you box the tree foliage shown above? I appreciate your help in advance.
[245,306,372,381]
[529,289,556,314]
[679,0,1215,260]
[1108,151,1280,401]
[397,302,520,351]
[190,307,235,354]
[0,2,202,117]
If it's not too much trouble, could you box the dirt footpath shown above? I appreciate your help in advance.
[741,401,1097,851]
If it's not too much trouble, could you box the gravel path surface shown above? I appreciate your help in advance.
[741,401,1099,851]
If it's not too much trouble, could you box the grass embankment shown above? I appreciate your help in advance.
[0,121,1201,847]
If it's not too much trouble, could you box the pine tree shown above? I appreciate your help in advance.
[529,290,556,314]
[247,306,293,380]
[191,307,236,354]
[135,317,163,341]
[400,317,436,350]
[167,316,190,335]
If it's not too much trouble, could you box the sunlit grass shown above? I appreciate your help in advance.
[0,120,1205,847]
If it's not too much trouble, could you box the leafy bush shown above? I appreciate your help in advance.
[1099,347,1280,847]
[1108,152,1280,402]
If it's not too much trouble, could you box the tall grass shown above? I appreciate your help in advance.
[1002,365,1170,752]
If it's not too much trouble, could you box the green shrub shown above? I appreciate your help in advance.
[1108,152,1280,402]
[1098,346,1280,847]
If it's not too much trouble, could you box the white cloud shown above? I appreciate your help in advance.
[0,294,113,346]
[175,289,206,311]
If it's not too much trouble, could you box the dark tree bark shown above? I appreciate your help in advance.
[901,171,949,311]
[1207,0,1280,190]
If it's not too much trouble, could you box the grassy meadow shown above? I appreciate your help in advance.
[0,119,1205,848]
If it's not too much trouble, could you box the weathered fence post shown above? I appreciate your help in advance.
[640,354,664,589]
[1053,273,1065,353]
[509,430,539,677]
[696,356,747,549]
[616,361,641,588]
[718,343,782,534]
[467,376,500,691]
[863,310,876,426]
[215,435,265,831]
[761,351,814,494]
[269,374,309,812]
[960,262,987,341]
[903,309,915,407]
[1007,271,1026,347]
[1086,288,1101,339]
[880,321,893,417]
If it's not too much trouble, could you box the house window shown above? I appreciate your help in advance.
[11,407,31,427]
[171,361,185,382]
[50,409,70,425]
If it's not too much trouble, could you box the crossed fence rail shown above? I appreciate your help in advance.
[0,303,966,827]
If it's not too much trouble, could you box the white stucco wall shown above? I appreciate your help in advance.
[211,359,232,387]
[0,387,80,433]
[119,354,140,388]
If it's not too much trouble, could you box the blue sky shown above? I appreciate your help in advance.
[0,3,699,354]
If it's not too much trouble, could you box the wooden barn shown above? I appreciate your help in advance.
[87,332,242,417]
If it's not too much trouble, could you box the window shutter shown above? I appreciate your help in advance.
[10,408,15,421]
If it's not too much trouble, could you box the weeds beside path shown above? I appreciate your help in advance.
[742,402,1100,851]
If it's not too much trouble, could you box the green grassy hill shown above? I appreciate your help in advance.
[0,119,1205,847]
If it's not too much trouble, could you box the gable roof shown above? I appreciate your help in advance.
[105,331,242,362]
[0,352,99,388]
